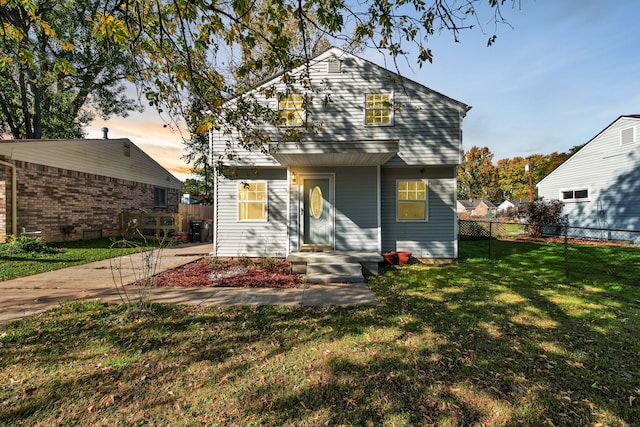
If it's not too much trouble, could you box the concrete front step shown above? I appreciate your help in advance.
[306,262,364,284]
[288,251,384,277]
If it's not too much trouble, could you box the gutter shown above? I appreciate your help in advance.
[0,159,17,236]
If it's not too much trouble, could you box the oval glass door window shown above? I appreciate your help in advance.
[310,186,323,219]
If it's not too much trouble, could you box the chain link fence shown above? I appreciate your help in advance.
[459,220,640,287]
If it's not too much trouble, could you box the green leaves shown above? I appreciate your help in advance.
[52,58,76,75]
[0,0,140,138]
[92,12,128,43]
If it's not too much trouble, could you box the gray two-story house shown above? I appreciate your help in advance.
[209,47,470,264]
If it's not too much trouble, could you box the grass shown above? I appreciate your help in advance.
[461,238,640,295]
[1,241,639,426]
[0,238,160,281]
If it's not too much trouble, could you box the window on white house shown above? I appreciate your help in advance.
[561,188,589,202]
[365,93,393,125]
[238,181,267,221]
[278,94,305,126]
[397,180,427,221]
[154,187,167,207]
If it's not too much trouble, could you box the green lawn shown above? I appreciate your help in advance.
[0,241,639,426]
[0,238,160,281]
[461,238,640,294]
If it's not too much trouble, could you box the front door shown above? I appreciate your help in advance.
[302,176,334,248]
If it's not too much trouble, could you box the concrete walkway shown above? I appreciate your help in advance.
[0,243,380,325]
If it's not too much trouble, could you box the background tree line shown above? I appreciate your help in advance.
[457,144,584,202]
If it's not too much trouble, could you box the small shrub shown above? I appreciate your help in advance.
[516,199,564,238]
[207,257,224,266]
[260,257,281,268]
[237,256,256,267]
[1,235,57,255]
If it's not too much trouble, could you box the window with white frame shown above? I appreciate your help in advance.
[153,187,167,207]
[238,181,267,221]
[278,94,305,126]
[365,93,393,125]
[397,180,427,221]
[561,188,589,202]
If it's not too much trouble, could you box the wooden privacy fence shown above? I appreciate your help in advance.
[178,204,214,232]
[120,204,214,239]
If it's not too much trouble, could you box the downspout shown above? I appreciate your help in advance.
[377,164,382,253]
[286,168,291,257]
[0,159,17,236]
[208,128,218,256]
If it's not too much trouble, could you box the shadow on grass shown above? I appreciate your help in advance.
[1,253,639,426]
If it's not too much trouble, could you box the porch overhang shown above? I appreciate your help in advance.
[269,139,399,166]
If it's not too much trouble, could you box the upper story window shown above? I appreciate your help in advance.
[278,94,305,126]
[238,181,267,221]
[561,188,589,202]
[365,93,393,126]
[397,179,427,221]
[153,187,167,207]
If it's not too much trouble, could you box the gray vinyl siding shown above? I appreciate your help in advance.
[287,166,379,252]
[0,139,182,189]
[210,47,468,168]
[214,168,288,257]
[537,117,640,231]
[381,166,457,258]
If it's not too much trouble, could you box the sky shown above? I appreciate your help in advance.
[86,0,640,181]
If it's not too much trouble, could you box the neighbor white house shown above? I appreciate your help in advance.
[537,115,640,235]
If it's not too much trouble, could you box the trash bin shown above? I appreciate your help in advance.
[189,219,204,243]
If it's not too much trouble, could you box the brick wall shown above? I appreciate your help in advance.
[0,160,180,242]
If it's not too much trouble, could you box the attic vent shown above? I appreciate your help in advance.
[327,59,341,73]
[621,127,635,145]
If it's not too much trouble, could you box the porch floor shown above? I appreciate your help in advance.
[287,250,383,264]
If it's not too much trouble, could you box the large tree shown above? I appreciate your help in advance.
[458,146,498,200]
[0,0,140,139]
[88,0,518,162]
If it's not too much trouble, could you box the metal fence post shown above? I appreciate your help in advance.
[488,221,492,259]
[562,215,569,284]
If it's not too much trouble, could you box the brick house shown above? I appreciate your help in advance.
[456,200,497,219]
[0,138,183,242]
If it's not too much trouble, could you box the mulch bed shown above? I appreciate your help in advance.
[153,258,306,288]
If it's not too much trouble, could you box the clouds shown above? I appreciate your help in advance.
[86,113,193,181]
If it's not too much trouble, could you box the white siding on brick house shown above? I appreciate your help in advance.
[537,115,640,231]
[0,139,183,242]
[0,139,182,190]
[0,160,180,241]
